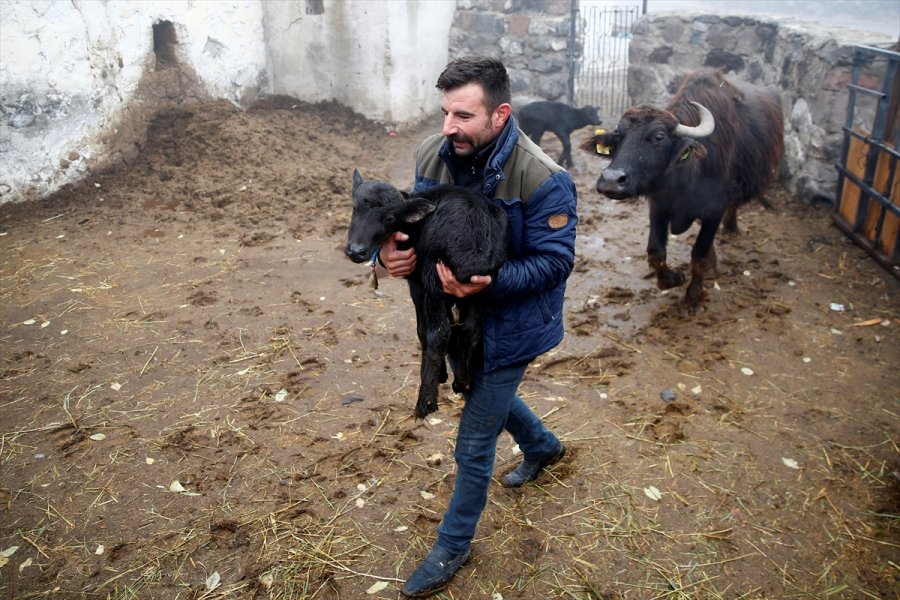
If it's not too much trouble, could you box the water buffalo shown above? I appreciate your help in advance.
[581,67,784,307]
[344,170,508,418]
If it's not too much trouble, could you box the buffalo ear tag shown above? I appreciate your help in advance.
[594,128,610,155]
[678,147,693,162]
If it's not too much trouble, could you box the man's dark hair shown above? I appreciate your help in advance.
[436,56,511,113]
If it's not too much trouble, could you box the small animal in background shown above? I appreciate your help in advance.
[344,170,508,418]
[517,101,602,168]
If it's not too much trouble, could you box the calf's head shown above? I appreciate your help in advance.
[581,102,714,199]
[578,105,603,128]
[344,169,435,263]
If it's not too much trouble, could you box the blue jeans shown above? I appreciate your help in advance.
[435,360,560,554]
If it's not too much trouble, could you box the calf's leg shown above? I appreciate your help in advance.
[555,130,573,168]
[451,302,481,395]
[415,296,452,418]
[410,280,447,384]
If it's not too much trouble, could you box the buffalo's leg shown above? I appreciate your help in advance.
[647,208,684,289]
[685,217,721,308]
[722,204,738,234]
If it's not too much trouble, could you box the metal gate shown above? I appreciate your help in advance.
[833,45,900,276]
[571,3,641,119]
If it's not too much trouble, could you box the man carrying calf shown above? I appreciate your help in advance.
[379,56,578,597]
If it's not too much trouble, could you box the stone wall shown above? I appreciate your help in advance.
[627,11,897,203]
[450,0,574,104]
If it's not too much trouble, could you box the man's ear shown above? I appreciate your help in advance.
[493,103,512,129]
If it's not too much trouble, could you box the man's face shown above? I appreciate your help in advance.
[441,82,509,157]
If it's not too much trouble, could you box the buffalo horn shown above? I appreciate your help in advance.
[673,102,715,139]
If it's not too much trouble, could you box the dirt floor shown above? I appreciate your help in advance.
[1,97,898,600]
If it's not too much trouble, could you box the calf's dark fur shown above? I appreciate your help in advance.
[345,170,508,418]
[518,101,602,168]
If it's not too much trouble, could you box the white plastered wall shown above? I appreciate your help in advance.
[0,0,455,204]
[262,0,455,125]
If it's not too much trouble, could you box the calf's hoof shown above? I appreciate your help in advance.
[451,378,472,395]
[414,397,439,419]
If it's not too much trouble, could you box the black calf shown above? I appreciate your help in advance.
[345,170,508,418]
[518,101,601,168]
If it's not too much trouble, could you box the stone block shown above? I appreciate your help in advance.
[734,28,759,55]
[823,68,852,91]
[649,46,674,64]
[472,13,504,34]
[508,14,530,37]
[528,55,564,74]
[500,38,525,56]
[707,25,734,51]
[704,48,745,73]
[661,18,685,43]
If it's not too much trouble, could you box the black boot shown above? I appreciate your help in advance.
[401,545,470,598]
[501,441,566,488]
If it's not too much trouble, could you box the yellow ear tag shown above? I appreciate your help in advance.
[594,128,610,155]
[678,146,693,162]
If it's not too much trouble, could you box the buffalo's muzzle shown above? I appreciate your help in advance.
[597,168,629,198]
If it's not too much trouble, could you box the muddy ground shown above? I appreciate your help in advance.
[1,97,898,599]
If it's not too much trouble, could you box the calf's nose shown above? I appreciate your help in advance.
[345,243,370,263]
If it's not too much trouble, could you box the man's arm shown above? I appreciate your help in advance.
[487,174,578,299]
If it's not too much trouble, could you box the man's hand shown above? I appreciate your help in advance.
[381,232,416,277]
[437,262,492,298]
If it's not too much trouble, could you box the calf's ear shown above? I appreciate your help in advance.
[397,199,437,224]
[352,169,364,193]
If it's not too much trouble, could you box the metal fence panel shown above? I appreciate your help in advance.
[833,45,900,276]
[574,5,640,118]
